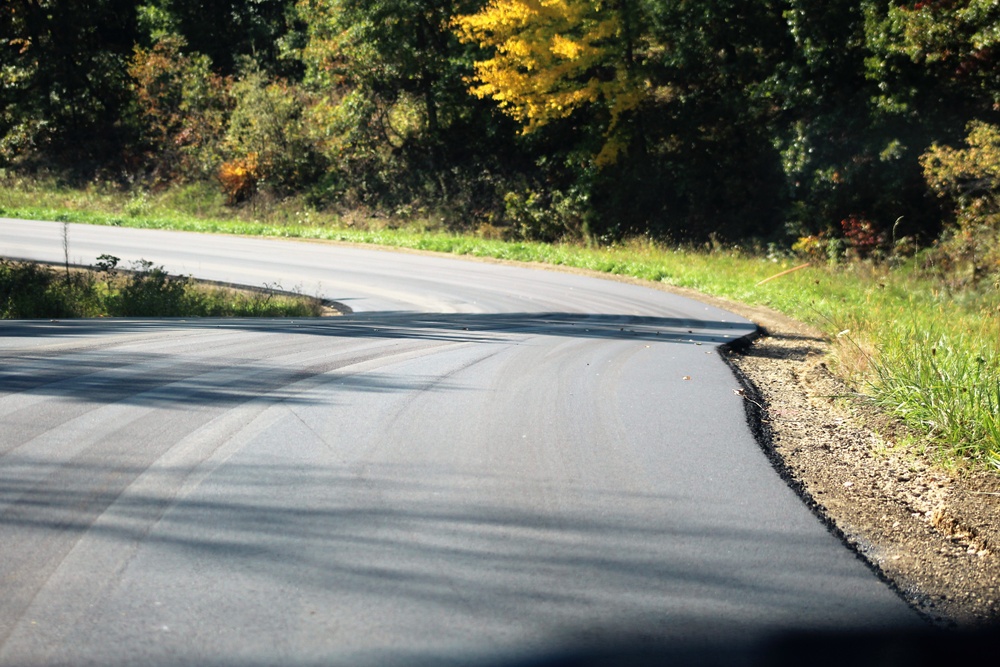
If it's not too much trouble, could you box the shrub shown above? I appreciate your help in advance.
[104,259,192,317]
[921,121,1000,282]
[223,69,323,198]
[840,215,886,259]
[502,188,588,243]
[0,260,100,318]
[129,35,232,181]
[218,153,261,205]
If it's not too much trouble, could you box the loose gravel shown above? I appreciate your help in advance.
[718,301,1000,627]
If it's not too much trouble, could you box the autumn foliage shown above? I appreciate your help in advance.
[453,0,645,165]
[218,153,260,204]
[129,36,232,181]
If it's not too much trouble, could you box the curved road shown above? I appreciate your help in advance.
[1,219,916,665]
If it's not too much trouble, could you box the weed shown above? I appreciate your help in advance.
[869,325,1000,467]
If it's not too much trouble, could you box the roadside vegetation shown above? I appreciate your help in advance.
[0,253,324,319]
[1,177,998,471]
[1,2,998,468]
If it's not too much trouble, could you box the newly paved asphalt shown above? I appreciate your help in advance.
[0,219,918,665]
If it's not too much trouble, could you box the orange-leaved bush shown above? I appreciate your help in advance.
[218,152,260,204]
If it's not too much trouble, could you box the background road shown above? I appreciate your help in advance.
[1,220,917,665]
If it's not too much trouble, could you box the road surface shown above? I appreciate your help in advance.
[0,219,918,665]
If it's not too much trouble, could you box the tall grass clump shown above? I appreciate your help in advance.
[868,322,1000,469]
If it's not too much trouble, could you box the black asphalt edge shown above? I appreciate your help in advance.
[1,256,354,315]
[718,327,937,627]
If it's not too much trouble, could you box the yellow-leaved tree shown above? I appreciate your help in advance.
[453,0,646,166]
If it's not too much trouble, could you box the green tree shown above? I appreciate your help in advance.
[849,0,1000,247]
[0,0,140,165]
[135,1,301,76]
[769,0,941,246]
[866,0,1000,121]
[633,0,791,241]
[300,0,488,143]
[129,35,232,181]
[297,0,516,210]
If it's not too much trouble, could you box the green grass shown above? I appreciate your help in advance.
[0,259,324,319]
[2,176,998,469]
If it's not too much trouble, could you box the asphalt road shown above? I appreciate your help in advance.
[0,219,918,665]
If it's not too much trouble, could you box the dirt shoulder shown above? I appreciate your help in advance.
[707,296,999,627]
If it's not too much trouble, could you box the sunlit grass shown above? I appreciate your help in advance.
[868,324,999,465]
[0,259,324,319]
[2,176,997,468]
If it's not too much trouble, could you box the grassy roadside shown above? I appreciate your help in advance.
[1,178,998,469]
[0,258,324,319]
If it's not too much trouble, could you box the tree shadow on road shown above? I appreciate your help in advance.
[0,311,757,345]
[0,312,757,409]
[0,456,920,663]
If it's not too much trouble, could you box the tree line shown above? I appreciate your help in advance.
[2,1,998,266]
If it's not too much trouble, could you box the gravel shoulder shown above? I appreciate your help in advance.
[712,297,1000,627]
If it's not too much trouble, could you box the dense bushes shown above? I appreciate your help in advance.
[0,261,102,319]
[224,70,323,197]
[129,35,232,182]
